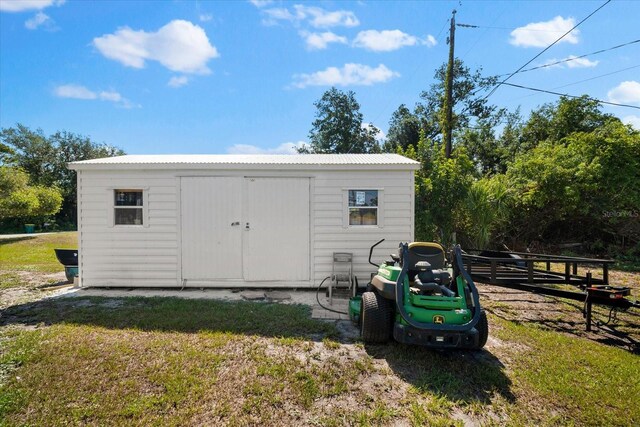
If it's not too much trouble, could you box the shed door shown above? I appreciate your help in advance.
[243,177,310,281]
[181,177,243,280]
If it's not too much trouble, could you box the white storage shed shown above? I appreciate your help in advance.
[68,154,420,288]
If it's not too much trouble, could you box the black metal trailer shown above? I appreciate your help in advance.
[461,250,639,331]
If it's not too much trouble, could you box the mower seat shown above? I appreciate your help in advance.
[405,242,453,293]
[407,242,446,269]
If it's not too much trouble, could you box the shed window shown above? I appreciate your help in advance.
[348,190,378,225]
[114,190,143,225]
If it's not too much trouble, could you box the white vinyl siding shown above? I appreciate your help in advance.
[78,170,179,287]
[76,167,414,288]
[312,170,413,285]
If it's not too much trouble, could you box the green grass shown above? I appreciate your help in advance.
[0,232,77,273]
[0,297,341,425]
[2,296,639,426]
[496,319,640,426]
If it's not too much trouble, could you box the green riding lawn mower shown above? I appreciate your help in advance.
[348,239,488,349]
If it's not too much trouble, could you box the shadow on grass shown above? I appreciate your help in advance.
[364,342,515,405]
[0,296,337,340]
[0,236,37,246]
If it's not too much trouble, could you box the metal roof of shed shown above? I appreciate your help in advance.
[68,154,420,170]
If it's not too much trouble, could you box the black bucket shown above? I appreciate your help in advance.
[54,249,78,266]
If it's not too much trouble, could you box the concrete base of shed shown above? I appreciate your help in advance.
[59,287,352,321]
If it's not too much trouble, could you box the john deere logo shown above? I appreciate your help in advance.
[433,315,445,324]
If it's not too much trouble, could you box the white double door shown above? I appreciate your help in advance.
[181,177,310,283]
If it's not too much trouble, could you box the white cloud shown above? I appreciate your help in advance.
[607,81,640,105]
[541,55,599,70]
[227,141,306,154]
[0,0,64,12]
[199,13,213,22]
[510,16,579,48]
[424,34,437,48]
[300,31,346,50]
[261,7,296,25]
[54,84,97,100]
[622,115,640,129]
[168,75,189,88]
[98,91,122,102]
[24,11,51,29]
[249,0,273,7]
[93,20,219,74]
[566,55,598,68]
[53,84,135,108]
[292,63,399,88]
[261,4,359,28]
[297,5,359,28]
[353,30,436,52]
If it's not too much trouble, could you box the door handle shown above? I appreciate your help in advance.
[231,221,240,226]
[245,222,250,230]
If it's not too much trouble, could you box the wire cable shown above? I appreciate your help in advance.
[497,39,640,75]
[503,64,640,102]
[483,0,612,100]
[500,82,640,109]
[315,276,350,315]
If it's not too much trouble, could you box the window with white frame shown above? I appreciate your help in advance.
[114,190,144,225]
[348,190,378,225]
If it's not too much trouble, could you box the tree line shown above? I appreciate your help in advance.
[0,125,124,232]
[301,59,640,257]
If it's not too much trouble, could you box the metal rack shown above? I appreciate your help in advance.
[329,252,353,305]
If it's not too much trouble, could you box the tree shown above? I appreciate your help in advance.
[398,136,476,246]
[300,87,380,153]
[521,96,615,148]
[415,59,498,145]
[458,114,505,175]
[1,124,125,226]
[0,166,62,221]
[464,174,511,249]
[506,119,640,248]
[383,104,421,152]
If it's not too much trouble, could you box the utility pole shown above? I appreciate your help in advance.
[443,9,456,158]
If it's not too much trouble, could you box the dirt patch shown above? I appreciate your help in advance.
[0,270,71,311]
[479,278,640,352]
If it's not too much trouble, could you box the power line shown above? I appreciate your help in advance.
[460,7,508,60]
[497,39,640,75]
[501,82,640,109]
[483,0,612,100]
[503,65,640,103]
[553,65,640,89]
[458,24,571,33]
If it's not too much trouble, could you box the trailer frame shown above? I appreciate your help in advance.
[461,250,639,331]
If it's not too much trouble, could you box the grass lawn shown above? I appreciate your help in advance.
[1,297,639,426]
[0,232,77,273]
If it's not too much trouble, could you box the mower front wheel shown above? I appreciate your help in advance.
[360,291,393,343]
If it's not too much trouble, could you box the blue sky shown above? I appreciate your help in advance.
[1,0,639,155]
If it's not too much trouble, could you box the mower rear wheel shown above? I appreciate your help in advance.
[475,310,489,349]
[360,291,393,343]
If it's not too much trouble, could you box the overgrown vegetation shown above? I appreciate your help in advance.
[302,59,639,259]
